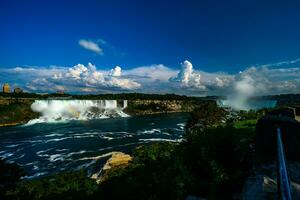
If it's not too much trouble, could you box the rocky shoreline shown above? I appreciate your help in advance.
[90,152,132,184]
[0,121,27,127]
[0,99,38,127]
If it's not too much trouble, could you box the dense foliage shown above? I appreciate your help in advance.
[186,101,226,129]
[97,124,255,199]
[184,126,254,198]
[6,170,98,200]
[96,143,190,200]
[238,109,266,121]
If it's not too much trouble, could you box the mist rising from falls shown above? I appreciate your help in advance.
[216,73,277,110]
[217,99,277,110]
[27,100,129,125]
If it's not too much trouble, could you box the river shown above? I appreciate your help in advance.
[0,113,189,179]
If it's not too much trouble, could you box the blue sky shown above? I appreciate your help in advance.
[0,0,300,95]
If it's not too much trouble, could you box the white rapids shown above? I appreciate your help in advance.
[27,100,129,125]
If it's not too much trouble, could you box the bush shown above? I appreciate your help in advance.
[96,143,191,200]
[183,125,254,198]
[186,101,225,129]
[8,170,98,200]
[97,124,255,199]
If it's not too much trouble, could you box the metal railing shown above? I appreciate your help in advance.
[276,127,292,200]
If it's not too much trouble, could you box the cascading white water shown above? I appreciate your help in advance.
[27,100,129,125]
[123,100,128,109]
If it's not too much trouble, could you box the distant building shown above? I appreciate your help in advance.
[14,87,23,94]
[3,83,10,93]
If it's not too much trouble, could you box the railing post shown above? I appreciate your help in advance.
[276,127,292,200]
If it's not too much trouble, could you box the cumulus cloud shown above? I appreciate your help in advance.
[110,66,122,77]
[51,63,140,91]
[78,39,103,55]
[170,60,205,90]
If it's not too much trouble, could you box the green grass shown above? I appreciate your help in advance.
[234,119,257,129]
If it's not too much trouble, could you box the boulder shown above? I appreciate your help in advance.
[102,152,132,171]
[91,151,132,183]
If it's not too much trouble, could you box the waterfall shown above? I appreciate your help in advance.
[123,100,128,109]
[27,100,129,125]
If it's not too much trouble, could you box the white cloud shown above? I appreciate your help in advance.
[109,77,140,89]
[1,59,300,95]
[233,66,300,95]
[13,67,35,72]
[66,63,89,79]
[78,39,103,55]
[124,64,178,82]
[170,60,205,90]
[51,63,140,91]
[260,58,300,67]
[110,66,122,77]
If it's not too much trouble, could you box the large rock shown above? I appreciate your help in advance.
[91,152,132,183]
[102,152,132,171]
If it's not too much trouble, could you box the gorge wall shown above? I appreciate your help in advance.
[124,100,204,115]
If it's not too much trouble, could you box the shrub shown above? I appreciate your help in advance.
[8,170,98,200]
[186,101,225,129]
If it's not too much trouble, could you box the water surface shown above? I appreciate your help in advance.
[0,113,188,179]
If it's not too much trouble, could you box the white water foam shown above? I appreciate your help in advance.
[5,144,22,148]
[78,152,116,161]
[49,154,65,162]
[44,133,65,137]
[26,100,129,125]
[137,129,161,135]
[139,138,183,143]
[22,172,48,179]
